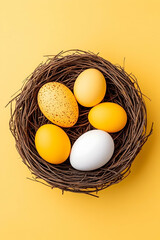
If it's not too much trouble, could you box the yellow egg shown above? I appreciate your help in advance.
[38,82,79,127]
[88,102,127,133]
[73,68,106,107]
[35,124,71,164]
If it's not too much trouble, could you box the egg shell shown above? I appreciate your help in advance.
[73,68,106,107]
[70,130,114,171]
[88,102,127,132]
[35,124,71,164]
[38,82,79,127]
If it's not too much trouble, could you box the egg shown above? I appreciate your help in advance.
[38,82,79,127]
[88,102,127,132]
[35,124,71,164]
[70,130,114,171]
[73,68,106,107]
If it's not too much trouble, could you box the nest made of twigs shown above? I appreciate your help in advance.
[9,49,153,197]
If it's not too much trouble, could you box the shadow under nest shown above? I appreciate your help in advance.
[9,49,153,197]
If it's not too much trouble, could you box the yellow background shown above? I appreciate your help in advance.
[1,0,160,239]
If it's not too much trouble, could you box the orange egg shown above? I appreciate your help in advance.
[35,124,71,164]
[88,102,127,133]
[74,68,106,107]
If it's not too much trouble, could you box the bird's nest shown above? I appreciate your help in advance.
[8,49,153,197]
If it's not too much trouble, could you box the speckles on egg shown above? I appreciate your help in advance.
[37,82,79,127]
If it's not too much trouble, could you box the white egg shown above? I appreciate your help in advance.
[70,130,114,171]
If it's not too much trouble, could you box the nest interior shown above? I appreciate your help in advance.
[9,49,152,197]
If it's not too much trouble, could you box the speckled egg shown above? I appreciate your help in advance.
[38,82,79,127]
